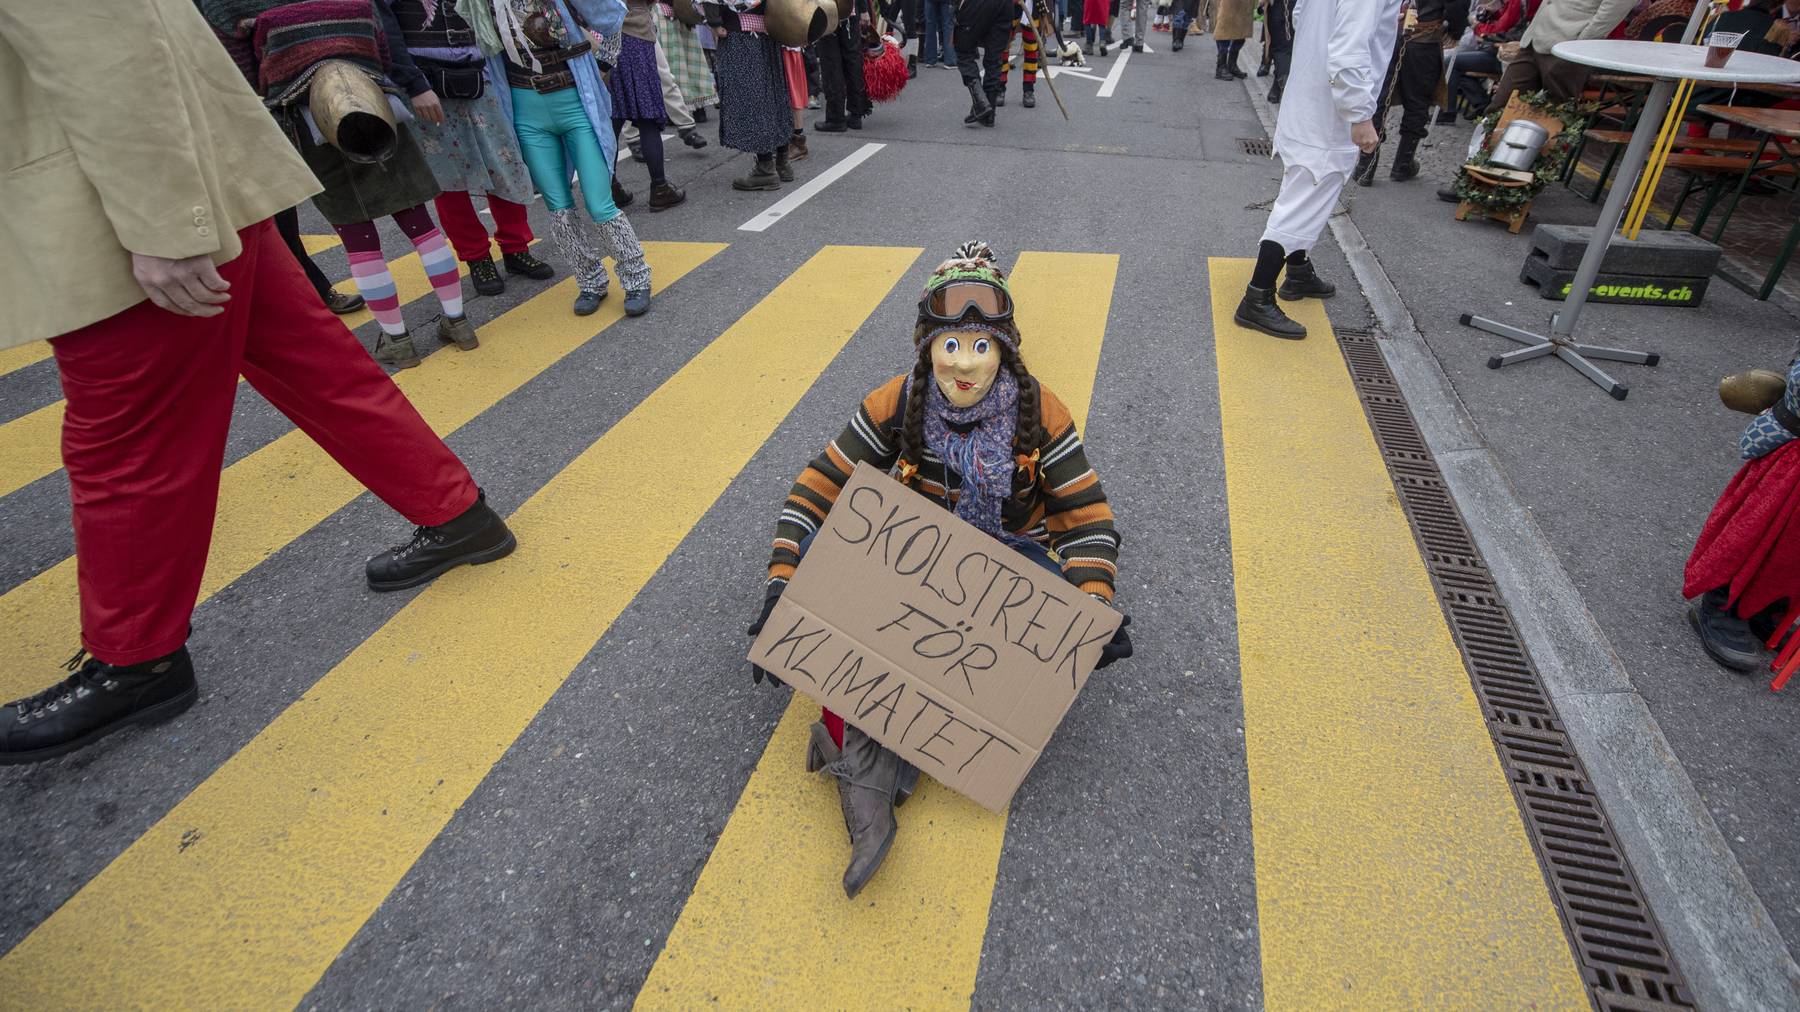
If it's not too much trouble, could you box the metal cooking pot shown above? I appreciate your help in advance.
[1490,119,1550,173]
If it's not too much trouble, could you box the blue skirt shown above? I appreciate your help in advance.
[608,35,668,123]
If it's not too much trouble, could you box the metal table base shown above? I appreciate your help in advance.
[1459,77,1675,401]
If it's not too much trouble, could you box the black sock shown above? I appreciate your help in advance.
[1251,240,1286,290]
[1285,248,1308,266]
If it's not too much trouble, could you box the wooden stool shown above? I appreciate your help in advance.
[1455,165,1536,233]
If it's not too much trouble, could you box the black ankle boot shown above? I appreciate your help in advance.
[1688,587,1765,671]
[1234,284,1307,339]
[0,647,198,765]
[1353,148,1380,187]
[964,79,992,124]
[468,255,504,296]
[366,491,517,591]
[1215,52,1232,80]
[1278,258,1337,300]
[503,250,555,280]
[1390,139,1420,181]
[1171,27,1185,50]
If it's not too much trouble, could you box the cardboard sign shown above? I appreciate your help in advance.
[748,462,1121,813]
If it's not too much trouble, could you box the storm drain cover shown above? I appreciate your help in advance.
[1237,136,1273,157]
[1336,332,1695,1011]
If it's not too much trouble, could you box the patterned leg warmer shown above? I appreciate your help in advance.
[550,208,608,296]
[596,213,652,294]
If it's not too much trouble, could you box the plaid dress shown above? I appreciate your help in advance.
[656,5,718,108]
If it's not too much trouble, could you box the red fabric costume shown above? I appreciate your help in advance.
[1683,439,1800,632]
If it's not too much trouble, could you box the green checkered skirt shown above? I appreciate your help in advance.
[656,6,718,109]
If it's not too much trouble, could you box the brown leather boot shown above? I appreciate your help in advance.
[826,725,899,898]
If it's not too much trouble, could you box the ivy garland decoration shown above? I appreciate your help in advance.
[1455,90,1600,213]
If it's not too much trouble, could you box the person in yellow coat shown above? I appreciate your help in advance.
[1208,0,1253,78]
[0,0,516,765]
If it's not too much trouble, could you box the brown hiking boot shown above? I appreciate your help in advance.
[436,314,479,351]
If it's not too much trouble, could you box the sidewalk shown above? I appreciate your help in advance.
[1290,97,1800,1007]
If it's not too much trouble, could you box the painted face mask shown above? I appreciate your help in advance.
[931,329,1002,408]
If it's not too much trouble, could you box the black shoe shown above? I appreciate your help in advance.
[1353,149,1379,187]
[366,491,518,592]
[1267,85,1282,104]
[847,115,863,130]
[907,54,918,79]
[0,647,198,765]
[1390,159,1420,182]
[468,255,504,296]
[1437,184,1461,203]
[612,179,634,209]
[678,126,708,149]
[814,118,849,132]
[1131,41,1144,52]
[648,181,686,211]
[995,92,1006,107]
[1022,90,1036,108]
[1256,64,1270,77]
[1234,284,1307,339]
[1278,259,1337,300]
[1171,35,1184,50]
[1215,55,1232,80]
[503,250,555,280]
[324,289,366,315]
[980,107,996,126]
[1436,110,1458,126]
[1688,588,1765,672]
[692,105,709,123]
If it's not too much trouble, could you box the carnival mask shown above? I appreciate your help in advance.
[931,330,1002,408]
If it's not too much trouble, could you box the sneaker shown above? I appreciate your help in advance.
[573,289,607,315]
[503,250,554,280]
[323,289,366,315]
[436,314,479,351]
[0,647,198,765]
[623,288,652,316]
[374,331,421,370]
[365,491,518,592]
[468,255,504,296]
[1688,588,1766,671]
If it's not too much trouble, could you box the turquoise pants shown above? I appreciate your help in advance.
[510,86,619,222]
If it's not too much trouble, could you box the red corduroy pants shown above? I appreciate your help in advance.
[432,191,535,262]
[50,219,479,666]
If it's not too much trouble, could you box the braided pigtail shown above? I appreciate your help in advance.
[898,330,934,481]
[1005,339,1047,456]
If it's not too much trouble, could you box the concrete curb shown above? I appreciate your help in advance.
[1240,80,1800,1010]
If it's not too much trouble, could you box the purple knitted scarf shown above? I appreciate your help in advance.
[914,368,1020,541]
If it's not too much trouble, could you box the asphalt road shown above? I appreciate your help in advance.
[0,26,1791,1010]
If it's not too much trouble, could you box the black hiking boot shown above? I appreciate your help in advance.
[365,491,517,592]
[1234,284,1307,339]
[504,250,555,279]
[1277,258,1337,300]
[0,647,198,765]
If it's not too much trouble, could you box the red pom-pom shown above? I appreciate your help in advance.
[864,38,908,103]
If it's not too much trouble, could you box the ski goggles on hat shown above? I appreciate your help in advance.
[919,279,1014,324]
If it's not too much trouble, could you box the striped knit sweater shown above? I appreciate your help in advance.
[770,374,1122,600]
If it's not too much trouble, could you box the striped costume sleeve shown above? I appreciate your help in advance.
[767,375,907,586]
[1037,384,1122,601]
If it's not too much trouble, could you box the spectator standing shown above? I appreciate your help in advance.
[922,0,958,67]
[611,0,689,210]
[958,0,1014,125]
[0,0,516,764]
[707,0,800,189]
[1210,0,1254,79]
[1354,0,1471,185]
[816,0,873,130]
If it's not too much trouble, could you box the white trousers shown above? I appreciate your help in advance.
[1261,161,1347,254]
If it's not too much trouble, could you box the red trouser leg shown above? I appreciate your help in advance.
[237,221,478,527]
[486,195,536,255]
[823,709,845,749]
[52,220,477,666]
[432,190,494,263]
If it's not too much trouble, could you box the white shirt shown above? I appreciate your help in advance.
[1272,0,1404,176]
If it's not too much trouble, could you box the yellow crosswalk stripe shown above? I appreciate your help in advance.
[0,243,724,701]
[0,251,483,500]
[636,251,1118,1009]
[1207,257,1586,1008]
[0,342,51,378]
[0,245,919,1008]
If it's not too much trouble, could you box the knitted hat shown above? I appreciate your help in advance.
[917,241,1017,349]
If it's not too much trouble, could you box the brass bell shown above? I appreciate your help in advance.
[765,0,837,47]
[1719,369,1789,415]
[669,0,703,27]
[308,59,399,164]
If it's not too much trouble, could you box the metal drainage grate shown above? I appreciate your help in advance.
[1336,332,1694,1012]
[1237,136,1273,157]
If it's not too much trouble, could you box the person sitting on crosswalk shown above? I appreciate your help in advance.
[747,241,1134,898]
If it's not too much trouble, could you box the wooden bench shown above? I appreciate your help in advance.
[1568,128,1784,201]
